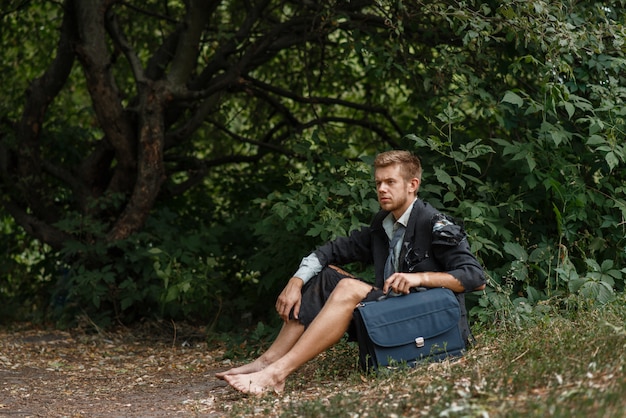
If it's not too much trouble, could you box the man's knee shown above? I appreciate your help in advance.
[330,278,372,303]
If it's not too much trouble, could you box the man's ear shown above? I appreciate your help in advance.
[410,178,420,194]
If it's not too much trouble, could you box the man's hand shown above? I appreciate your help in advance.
[275,277,304,322]
[383,272,422,295]
[383,271,466,294]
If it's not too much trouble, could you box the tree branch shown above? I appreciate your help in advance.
[1,196,72,251]
[167,0,219,86]
[106,81,167,242]
[118,0,179,24]
[11,0,76,224]
[105,9,147,84]
[191,0,271,88]
[208,119,300,156]
[162,153,274,197]
[246,76,403,133]
[73,0,137,194]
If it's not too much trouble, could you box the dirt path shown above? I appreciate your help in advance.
[0,325,243,417]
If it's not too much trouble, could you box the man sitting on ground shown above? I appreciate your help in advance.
[217,150,486,394]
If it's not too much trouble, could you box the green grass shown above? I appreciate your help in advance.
[225,294,626,417]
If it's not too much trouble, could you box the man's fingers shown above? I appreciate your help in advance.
[282,303,291,319]
[276,299,285,314]
[385,274,413,294]
[382,274,394,292]
[279,308,289,322]
[276,299,288,321]
[293,300,300,320]
[385,274,402,292]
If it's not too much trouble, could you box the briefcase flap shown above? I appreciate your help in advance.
[357,288,460,348]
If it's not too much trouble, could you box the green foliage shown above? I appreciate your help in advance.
[50,204,232,327]
[384,0,626,322]
[1,0,625,328]
[0,213,55,323]
[251,142,380,292]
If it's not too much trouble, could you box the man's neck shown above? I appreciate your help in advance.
[391,197,417,221]
[384,198,417,238]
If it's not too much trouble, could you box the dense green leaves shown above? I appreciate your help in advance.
[0,0,625,328]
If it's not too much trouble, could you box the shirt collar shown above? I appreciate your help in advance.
[382,198,416,239]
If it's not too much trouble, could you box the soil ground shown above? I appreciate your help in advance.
[0,323,243,417]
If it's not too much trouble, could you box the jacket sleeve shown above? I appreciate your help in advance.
[430,214,485,292]
[314,226,375,268]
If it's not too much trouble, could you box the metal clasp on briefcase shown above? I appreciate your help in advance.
[415,337,425,348]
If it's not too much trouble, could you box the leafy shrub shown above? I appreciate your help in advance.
[392,1,626,323]
[50,204,244,328]
[251,144,381,293]
[0,214,55,323]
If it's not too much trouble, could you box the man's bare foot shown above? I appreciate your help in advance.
[215,358,269,380]
[224,369,286,395]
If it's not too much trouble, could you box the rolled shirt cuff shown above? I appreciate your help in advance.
[293,252,323,285]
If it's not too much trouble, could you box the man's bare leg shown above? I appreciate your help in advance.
[216,320,305,380]
[224,279,372,394]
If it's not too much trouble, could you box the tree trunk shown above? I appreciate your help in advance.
[107,81,167,241]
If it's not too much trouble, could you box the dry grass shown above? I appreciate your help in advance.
[226,298,626,417]
[1,297,625,417]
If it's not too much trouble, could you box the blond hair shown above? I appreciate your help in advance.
[374,150,422,181]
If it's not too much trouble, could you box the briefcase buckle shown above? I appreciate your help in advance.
[415,337,425,348]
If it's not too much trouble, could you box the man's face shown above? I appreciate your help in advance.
[375,164,419,218]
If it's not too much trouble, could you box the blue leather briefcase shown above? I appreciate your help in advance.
[353,288,465,371]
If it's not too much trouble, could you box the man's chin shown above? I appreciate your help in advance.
[379,201,394,211]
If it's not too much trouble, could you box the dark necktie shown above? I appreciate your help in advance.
[384,223,405,280]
